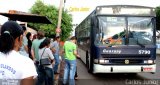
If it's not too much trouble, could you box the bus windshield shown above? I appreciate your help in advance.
[95,16,154,46]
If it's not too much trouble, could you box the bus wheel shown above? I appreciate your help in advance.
[86,51,92,73]
[86,51,89,68]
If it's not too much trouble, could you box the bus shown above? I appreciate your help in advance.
[75,5,156,74]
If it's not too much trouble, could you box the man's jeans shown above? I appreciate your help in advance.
[63,59,76,85]
[54,54,60,73]
[36,66,54,85]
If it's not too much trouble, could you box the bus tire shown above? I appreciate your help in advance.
[86,51,89,67]
[86,51,92,73]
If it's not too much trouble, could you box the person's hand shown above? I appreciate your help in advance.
[52,60,55,65]
[33,59,36,64]
[33,59,39,65]
[76,54,80,59]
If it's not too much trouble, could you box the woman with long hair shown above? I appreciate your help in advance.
[36,38,54,85]
[0,21,37,85]
[26,32,33,59]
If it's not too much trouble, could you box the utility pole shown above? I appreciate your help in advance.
[56,0,64,36]
[54,0,64,85]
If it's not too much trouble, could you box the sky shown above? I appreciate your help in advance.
[0,0,160,27]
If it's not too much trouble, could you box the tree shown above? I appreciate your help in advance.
[156,6,160,30]
[29,0,73,40]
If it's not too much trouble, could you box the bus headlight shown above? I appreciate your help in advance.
[144,60,154,64]
[144,60,148,64]
[148,60,153,64]
[99,59,109,64]
[94,59,109,64]
[99,60,105,64]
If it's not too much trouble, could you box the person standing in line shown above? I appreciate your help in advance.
[0,21,37,85]
[63,36,80,85]
[65,37,79,80]
[19,26,29,57]
[32,34,37,41]
[50,36,61,74]
[26,32,33,60]
[36,38,54,85]
[31,30,45,69]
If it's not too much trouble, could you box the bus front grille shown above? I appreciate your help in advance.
[110,59,143,65]
[101,54,151,59]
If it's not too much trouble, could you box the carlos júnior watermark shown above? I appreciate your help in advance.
[125,79,159,85]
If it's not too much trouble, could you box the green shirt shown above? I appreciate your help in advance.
[31,38,45,60]
[63,41,77,60]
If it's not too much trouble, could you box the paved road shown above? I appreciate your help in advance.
[74,55,160,85]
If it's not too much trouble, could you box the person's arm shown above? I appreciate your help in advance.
[47,48,54,63]
[20,76,35,85]
[31,49,35,61]
[73,45,80,58]
[50,47,56,53]
[73,50,80,58]
[31,42,35,61]
[24,45,28,53]
[50,42,56,53]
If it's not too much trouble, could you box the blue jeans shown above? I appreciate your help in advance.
[53,54,60,72]
[63,59,76,85]
[36,66,54,85]
[35,62,39,73]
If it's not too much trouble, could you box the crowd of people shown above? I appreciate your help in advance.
[0,21,80,85]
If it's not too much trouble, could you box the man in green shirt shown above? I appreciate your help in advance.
[63,36,80,85]
[31,31,45,66]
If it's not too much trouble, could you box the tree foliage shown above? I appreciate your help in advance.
[29,0,72,40]
[156,6,160,30]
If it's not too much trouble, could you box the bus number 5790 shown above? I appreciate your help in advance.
[138,50,151,54]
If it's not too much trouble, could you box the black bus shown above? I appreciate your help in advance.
[75,5,156,73]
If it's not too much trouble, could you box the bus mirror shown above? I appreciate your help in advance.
[99,32,104,42]
[156,16,160,30]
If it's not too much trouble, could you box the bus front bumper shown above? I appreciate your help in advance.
[93,64,156,73]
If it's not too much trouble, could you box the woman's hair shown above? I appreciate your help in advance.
[0,21,23,54]
[70,36,77,40]
[37,30,45,39]
[22,26,26,32]
[55,36,60,40]
[26,32,31,40]
[39,38,51,49]
[32,34,37,40]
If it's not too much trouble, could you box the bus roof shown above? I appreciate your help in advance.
[96,5,155,9]
[96,5,155,16]
[0,12,52,24]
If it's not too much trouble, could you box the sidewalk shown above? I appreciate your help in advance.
[54,58,65,85]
